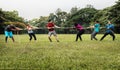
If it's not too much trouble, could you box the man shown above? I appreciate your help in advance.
[4,24,20,43]
[91,21,100,40]
[74,23,84,41]
[46,19,60,42]
[100,21,115,41]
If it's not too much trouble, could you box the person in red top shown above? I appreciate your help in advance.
[46,19,60,42]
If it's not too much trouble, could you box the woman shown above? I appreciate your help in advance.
[74,23,85,41]
[26,24,37,41]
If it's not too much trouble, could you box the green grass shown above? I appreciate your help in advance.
[0,34,120,70]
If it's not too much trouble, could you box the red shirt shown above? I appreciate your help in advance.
[46,22,55,31]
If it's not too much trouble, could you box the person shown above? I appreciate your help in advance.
[46,19,60,42]
[74,23,85,41]
[100,21,115,41]
[91,21,100,40]
[4,24,19,43]
[26,24,37,41]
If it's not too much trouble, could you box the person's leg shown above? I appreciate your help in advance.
[53,31,59,42]
[100,32,108,41]
[76,32,79,41]
[109,32,115,41]
[32,33,37,40]
[5,31,8,43]
[48,31,52,42]
[9,31,14,42]
[79,29,85,41]
[91,31,97,40]
[93,32,98,40]
[29,33,32,41]
[11,37,15,42]
[5,36,8,43]
[91,31,94,40]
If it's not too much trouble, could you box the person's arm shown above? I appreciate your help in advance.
[46,24,51,29]
[87,25,94,29]
[55,25,60,28]
[10,26,17,31]
[47,27,53,29]
[15,27,23,31]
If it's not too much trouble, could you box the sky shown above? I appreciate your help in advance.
[0,0,118,20]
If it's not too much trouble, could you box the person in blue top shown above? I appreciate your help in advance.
[100,21,115,41]
[91,21,100,40]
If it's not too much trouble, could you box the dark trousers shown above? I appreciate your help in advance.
[29,33,37,41]
[76,29,84,41]
[91,31,98,40]
[100,32,115,41]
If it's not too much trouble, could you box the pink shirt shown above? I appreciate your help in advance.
[75,24,83,31]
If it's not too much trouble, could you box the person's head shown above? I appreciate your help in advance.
[74,23,78,26]
[48,19,52,22]
[95,21,99,23]
[26,24,31,27]
[108,21,111,24]
[9,24,15,27]
[9,24,13,26]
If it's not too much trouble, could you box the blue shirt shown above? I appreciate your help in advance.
[94,23,100,32]
[106,24,114,33]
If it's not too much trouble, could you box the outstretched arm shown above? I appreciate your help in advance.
[87,26,94,29]
[55,25,60,28]
[16,27,23,31]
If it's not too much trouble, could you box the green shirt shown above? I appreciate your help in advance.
[94,23,100,32]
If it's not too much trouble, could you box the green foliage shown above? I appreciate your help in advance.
[108,0,120,24]
[92,8,111,26]
[3,10,24,22]
[92,0,120,26]
[66,7,98,27]
[2,1,120,33]
[4,22,26,28]
[0,9,26,33]
[29,16,48,27]
[70,6,79,15]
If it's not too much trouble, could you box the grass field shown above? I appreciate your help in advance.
[0,34,120,70]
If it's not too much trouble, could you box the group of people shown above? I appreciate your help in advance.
[74,20,115,41]
[4,20,115,43]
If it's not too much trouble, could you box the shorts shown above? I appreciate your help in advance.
[48,30,57,37]
[5,31,13,38]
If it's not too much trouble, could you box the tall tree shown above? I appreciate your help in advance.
[70,6,79,15]
[108,0,120,24]
[66,5,98,27]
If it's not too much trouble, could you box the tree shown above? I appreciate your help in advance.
[66,5,98,27]
[70,6,79,15]
[48,8,68,27]
[108,0,120,24]
[4,10,24,22]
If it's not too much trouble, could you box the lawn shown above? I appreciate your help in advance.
[0,34,120,70]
